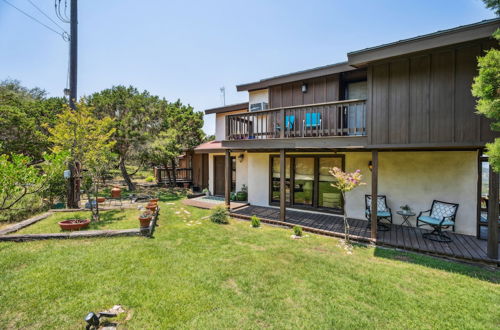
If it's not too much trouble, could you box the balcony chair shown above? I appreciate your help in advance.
[416,200,458,243]
[275,115,295,131]
[303,113,322,131]
[365,195,393,231]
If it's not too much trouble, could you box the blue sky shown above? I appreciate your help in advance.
[0,0,496,135]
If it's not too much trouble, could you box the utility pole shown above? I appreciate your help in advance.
[220,86,225,106]
[67,0,80,208]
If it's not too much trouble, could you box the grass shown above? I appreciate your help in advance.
[12,209,141,234]
[0,195,499,329]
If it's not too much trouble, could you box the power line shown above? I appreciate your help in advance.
[1,0,68,40]
[26,0,68,33]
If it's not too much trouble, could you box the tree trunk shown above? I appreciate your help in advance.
[163,162,172,186]
[67,162,80,209]
[342,191,350,243]
[171,158,177,186]
[119,157,135,191]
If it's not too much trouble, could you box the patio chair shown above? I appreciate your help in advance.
[365,195,393,231]
[416,200,458,243]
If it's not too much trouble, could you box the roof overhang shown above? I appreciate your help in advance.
[204,102,248,115]
[236,62,356,92]
[348,18,500,66]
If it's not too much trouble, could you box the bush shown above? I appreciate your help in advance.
[251,215,260,228]
[210,205,229,224]
[145,176,155,182]
[293,225,303,237]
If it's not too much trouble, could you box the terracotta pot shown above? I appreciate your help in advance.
[146,204,157,211]
[139,217,152,228]
[58,219,90,231]
[96,197,106,203]
[149,198,159,203]
[111,187,121,198]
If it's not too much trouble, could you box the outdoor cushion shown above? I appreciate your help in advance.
[276,115,295,129]
[418,215,454,226]
[365,210,391,217]
[305,113,321,127]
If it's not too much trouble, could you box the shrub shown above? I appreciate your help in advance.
[251,215,260,228]
[210,205,229,224]
[145,176,155,182]
[293,225,303,237]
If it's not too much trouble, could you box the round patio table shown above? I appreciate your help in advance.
[397,210,416,227]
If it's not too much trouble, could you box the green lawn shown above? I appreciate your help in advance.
[12,209,140,234]
[0,196,499,329]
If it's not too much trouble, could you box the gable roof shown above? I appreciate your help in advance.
[348,18,500,66]
[204,102,248,115]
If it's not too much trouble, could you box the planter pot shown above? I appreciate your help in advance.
[58,219,90,231]
[96,197,106,203]
[139,217,152,228]
[146,204,157,211]
[149,198,159,203]
[111,187,121,198]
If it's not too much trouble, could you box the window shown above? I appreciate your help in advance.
[270,155,344,213]
[271,157,291,203]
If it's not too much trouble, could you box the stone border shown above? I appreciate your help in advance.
[0,229,141,242]
[0,212,52,235]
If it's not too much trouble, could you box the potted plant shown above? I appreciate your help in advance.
[96,197,106,203]
[149,198,159,203]
[58,218,91,231]
[400,204,412,213]
[202,188,210,197]
[138,211,153,227]
[146,203,157,211]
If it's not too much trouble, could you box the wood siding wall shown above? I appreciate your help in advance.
[368,38,498,146]
[269,75,340,108]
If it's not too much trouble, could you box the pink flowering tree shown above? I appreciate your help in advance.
[329,167,365,243]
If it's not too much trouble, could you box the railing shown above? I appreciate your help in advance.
[225,99,366,140]
[156,167,193,183]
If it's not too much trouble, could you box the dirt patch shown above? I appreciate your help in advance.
[223,278,242,295]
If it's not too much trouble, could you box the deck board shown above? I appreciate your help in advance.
[231,205,499,265]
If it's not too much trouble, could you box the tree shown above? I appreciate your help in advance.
[472,29,500,170]
[0,151,68,211]
[482,0,500,16]
[49,101,116,221]
[87,86,164,191]
[0,79,65,159]
[148,100,205,186]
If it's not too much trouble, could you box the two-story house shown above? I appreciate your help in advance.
[195,18,500,262]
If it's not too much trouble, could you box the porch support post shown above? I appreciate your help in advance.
[487,165,499,260]
[280,149,286,222]
[224,149,231,209]
[371,150,378,240]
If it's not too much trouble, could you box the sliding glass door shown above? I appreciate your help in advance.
[294,157,314,206]
[270,155,344,213]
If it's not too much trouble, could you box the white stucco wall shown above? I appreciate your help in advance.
[244,151,479,235]
[247,153,270,206]
[249,89,269,107]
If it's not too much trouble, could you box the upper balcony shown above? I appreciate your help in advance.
[225,99,366,141]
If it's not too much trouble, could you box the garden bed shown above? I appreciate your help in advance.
[9,209,140,235]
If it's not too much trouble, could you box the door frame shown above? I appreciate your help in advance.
[213,155,236,196]
[268,154,345,214]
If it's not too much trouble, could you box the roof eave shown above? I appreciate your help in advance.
[348,18,500,66]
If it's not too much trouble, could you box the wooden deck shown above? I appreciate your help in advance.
[231,205,500,265]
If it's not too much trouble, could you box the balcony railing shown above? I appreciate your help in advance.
[225,99,366,140]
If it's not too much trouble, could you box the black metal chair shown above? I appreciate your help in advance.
[416,200,458,243]
[365,195,393,231]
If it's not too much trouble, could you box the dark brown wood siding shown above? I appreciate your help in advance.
[367,38,498,146]
[269,74,340,108]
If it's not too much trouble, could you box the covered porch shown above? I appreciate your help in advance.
[221,148,500,265]
[231,205,500,265]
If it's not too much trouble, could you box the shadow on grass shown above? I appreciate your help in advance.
[86,210,126,230]
[157,192,184,202]
[373,247,500,284]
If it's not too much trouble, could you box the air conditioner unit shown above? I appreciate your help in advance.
[250,102,269,112]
